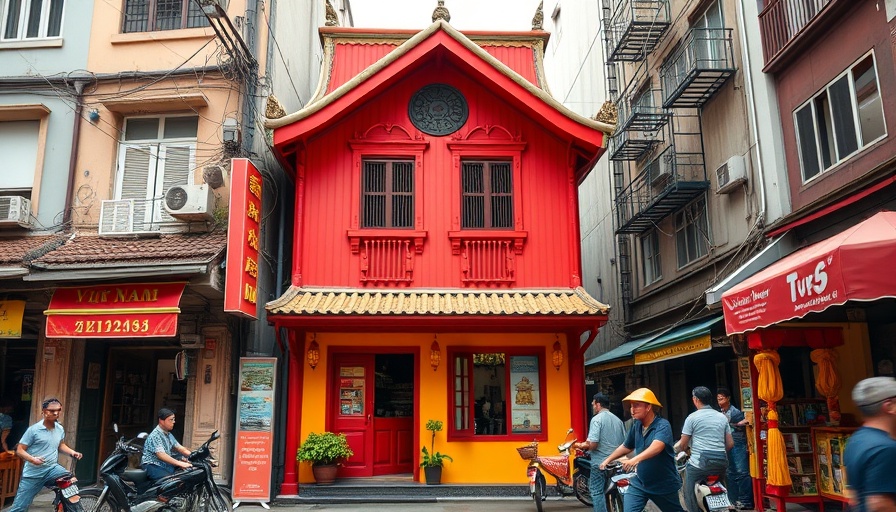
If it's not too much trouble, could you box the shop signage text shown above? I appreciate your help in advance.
[634,335,711,365]
[44,282,185,338]
[224,158,261,319]
[0,300,26,338]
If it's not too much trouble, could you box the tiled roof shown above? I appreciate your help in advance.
[0,235,67,267]
[267,286,609,316]
[30,232,228,268]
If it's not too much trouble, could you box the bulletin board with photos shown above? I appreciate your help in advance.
[339,366,365,416]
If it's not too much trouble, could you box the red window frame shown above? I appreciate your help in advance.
[447,347,548,441]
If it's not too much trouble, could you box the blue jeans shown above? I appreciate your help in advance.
[727,442,753,507]
[684,456,729,512]
[625,484,685,512]
[9,464,70,512]
[144,462,176,482]
[590,461,607,512]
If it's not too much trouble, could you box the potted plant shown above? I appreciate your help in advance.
[296,431,354,485]
[420,419,453,485]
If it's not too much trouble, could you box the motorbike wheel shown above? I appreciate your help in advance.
[532,471,546,512]
[195,486,234,511]
[606,492,624,512]
[573,471,592,507]
[78,488,116,512]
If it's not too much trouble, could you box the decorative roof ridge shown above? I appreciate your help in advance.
[264,20,615,136]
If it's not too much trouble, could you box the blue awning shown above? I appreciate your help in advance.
[633,316,723,365]
[585,336,656,370]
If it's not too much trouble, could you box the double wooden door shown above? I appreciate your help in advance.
[331,354,414,477]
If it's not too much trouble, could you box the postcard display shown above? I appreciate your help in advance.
[339,367,365,416]
[232,357,277,505]
[813,427,855,503]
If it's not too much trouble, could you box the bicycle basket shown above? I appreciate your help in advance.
[516,444,537,460]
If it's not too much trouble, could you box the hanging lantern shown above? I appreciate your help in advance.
[430,336,441,371]
[552,339,564,371]
[307,335,320,370]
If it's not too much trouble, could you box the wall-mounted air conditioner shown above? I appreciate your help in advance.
[716,155,747,194]
[179,333,205,349]
[163,184,214,221]
[0,196,33,228]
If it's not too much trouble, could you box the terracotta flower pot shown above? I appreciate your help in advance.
[423,465,442,485]
[311,463,339,485]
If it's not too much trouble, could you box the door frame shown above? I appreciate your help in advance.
[327,345,421,479]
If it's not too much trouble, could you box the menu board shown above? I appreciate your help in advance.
[509,355,542,434]
[339,366,365,416]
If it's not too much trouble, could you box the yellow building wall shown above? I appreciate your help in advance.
[297,332,575,484]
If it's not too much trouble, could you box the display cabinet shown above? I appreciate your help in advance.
[813,427,856,504]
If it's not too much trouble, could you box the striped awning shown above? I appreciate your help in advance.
[266,286,609,316]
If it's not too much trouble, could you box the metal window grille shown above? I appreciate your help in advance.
[462,161,513,229]
[123,0,209,33]
[461,240,515,283]
[362,160,414,228]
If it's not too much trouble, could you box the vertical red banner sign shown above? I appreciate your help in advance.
[225,158,262,319]
[232,357,277,504]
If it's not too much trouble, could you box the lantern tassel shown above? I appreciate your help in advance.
[764,408,792,489]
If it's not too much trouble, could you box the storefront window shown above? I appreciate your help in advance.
[450,350,544,439]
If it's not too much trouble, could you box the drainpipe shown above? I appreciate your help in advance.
[62,81,86,228]
[736,0,767,226]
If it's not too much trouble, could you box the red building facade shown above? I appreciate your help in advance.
[265,20,612,489]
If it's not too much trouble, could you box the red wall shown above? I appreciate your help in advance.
[295,61,582,289]
[775,1,896,212]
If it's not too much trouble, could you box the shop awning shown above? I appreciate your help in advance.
[633,316,722,365]
[705,232,796,306]
[44,282,187,338]
[585,337,653,371]
[722,211,896,335]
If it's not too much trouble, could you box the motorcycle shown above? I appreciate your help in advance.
[675,450,732,512]
[517,428,591,512]
[80,428,231,511]
[50,458,85,512]
[600,461,637,512]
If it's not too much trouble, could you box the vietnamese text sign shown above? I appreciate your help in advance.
[44,283,185,338]
[232,357,277,503]
[225,158,262,319]
[0,300,26,338]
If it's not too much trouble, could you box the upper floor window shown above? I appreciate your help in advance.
[640,229,661,285]
[461,160,513,229]
[361,159,414,229]
[795,52,886,182]
[0,119,40,197]
[675,196,709,268]
[116,115,198,227]
[2,0,63,41]
[122,0,209,33]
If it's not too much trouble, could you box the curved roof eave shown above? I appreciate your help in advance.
[265,20,614,141]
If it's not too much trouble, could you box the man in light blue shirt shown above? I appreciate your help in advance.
[678,386,733,512]
[10,398,82,512]
[575,393,626,512]
[142,408,193,482]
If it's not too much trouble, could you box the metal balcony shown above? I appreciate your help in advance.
[609,130,661,161]
[615,147,709,234]
[606,0,671,62]
[609,90,670,161]
[660,28,736,109]
[758,0,845,72]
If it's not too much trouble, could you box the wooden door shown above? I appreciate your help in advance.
[76,341,107,484]
[332,354,375,477]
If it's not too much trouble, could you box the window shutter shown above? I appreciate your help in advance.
[452,354,473,434]
[157,143,194,221]
[119,144,155,230]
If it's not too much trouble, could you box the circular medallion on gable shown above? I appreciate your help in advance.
[408,84,469,136]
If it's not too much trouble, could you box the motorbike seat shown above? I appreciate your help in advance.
[122,468,149,484]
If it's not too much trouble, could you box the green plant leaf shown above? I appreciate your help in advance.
[296,432,354,466]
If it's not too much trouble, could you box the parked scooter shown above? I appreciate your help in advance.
[517,428,591,511]
[600,461,637,512]
[675,450,732,512]
[80,426,231,511]
[49,458,85,512]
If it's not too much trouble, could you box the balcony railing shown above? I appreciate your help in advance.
[607,0,671,62]
[609,129,661,161]
[615,146,709,234]
[660,28,736,108]
[758,0,834,70]
[460,239,515,284]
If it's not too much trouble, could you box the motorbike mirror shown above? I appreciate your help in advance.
[137,432,149,439]
[210,430,220,441]
[567,428,574,434]
[113,423,119,433]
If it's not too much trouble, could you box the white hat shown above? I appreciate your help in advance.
[852,376,896,407]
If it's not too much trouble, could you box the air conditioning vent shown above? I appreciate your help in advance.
[179,333,205,349]
[647,154,672,189]
[0,196,33,229]
[716,155,747,194]
[164,184,214,221]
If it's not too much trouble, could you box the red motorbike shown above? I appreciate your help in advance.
[517,428,591,512]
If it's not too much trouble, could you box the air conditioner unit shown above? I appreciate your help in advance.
[164,184,214,221]
[648,158,671,188]
[179,333,205,349]
[716,155,747,194]
[0,196,33,228]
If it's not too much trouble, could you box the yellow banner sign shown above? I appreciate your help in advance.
[634,334,711,365]
[0,300,26,339]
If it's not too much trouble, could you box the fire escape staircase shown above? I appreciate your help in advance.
[606,0,672,62]
[660,27,736,108]
[609,89,671,162]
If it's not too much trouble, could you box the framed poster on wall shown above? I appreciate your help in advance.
[232,357,277,506]
[509,355,542,434]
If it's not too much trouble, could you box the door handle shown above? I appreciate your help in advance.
[366,414,372,425]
